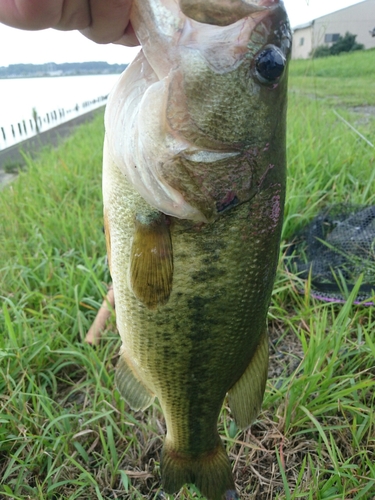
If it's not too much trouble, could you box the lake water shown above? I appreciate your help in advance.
[0,74,121,150]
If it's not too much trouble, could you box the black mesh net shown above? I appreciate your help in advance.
[285,204,375,304]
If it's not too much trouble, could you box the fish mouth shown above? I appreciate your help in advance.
[179,0,284,26]
[258,0,283,6]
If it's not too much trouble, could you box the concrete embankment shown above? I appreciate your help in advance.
[0,107,104,187]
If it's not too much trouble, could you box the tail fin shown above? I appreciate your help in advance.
[161,439,238,500]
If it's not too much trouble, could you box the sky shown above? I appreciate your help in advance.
[0,0,365,66]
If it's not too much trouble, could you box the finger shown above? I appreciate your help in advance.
[0,0,64,30]
[79,0,132,44]
[54,0,91,31]
[113,22,139,47]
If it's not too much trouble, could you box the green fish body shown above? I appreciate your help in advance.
[103,1,291,498]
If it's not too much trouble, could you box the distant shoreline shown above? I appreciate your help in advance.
[0,61,128,79]
[0,106,104,187]
[0,72,123,80]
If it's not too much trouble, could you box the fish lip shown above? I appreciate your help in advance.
[246,0,285,9]
[258,0,284,6]
[178,0,285,27]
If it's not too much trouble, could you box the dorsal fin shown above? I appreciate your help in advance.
[103,209,112,276]
[227,329,269,428]
[116,349,154,411]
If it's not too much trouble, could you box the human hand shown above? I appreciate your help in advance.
[0,0,139,46]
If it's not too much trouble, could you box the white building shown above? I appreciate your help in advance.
[292,0,375,59]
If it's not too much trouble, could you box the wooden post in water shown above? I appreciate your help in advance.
[32,107,40,133]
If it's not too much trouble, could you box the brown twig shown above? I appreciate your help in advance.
[85,284,115,345]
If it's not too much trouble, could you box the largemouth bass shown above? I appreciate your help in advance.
[103,1,291,498]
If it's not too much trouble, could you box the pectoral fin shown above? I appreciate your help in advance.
[115,350,154,411]
[227,329,269,428]
[129,211,173,309]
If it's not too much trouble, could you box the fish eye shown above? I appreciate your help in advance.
[255,46,286,85]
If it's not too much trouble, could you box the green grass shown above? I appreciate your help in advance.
[1,49,375,499]
[289,48,375,107]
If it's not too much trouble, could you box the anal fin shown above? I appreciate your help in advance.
[227,329,269,428]
[129,211,173,309]
[115,350,154,411]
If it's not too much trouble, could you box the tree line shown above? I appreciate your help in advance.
[0,61,128,78]
[312,32,364,58]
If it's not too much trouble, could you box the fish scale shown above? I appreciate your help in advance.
[103,0,291,498]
